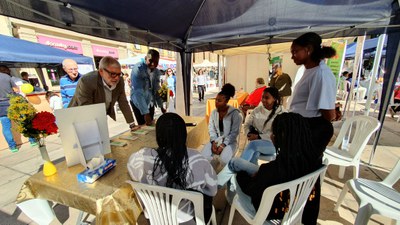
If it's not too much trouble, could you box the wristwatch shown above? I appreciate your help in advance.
[129,123,136,129]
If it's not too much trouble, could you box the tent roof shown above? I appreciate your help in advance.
[0,34,93,67]
[0,0,395,52]
[345,37,387,58]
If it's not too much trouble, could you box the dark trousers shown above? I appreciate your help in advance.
[302,116,333,225]
[198,85,205,101]
[130,100,154,125]
[392,99,400,112]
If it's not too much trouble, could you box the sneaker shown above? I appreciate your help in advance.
[389,107,395,118]
[10,147,18,153]
[30,142,38,147]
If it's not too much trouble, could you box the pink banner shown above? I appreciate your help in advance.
[37,35,83,54]
[92,45,119,58]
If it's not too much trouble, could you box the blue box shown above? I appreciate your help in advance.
[77,158,116,183]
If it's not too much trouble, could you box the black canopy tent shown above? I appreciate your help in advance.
[0,0,397,116]
[1,0,399,162]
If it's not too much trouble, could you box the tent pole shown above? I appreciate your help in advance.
[35,68,48,91]
[345,35,365,119]
[364,34,386,116]
[369,1,400,164]
[369,40,400,164]
[179,50,193,116]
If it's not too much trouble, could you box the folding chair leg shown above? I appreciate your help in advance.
[227,203,236,225]
[334,182,349,211]
[338,166,346,179]
[353,165,360,179]
[209,207,217,225]
[354,203,373,225]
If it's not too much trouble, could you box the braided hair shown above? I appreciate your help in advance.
[263,87,281,127]
[293,32,336,63]
[271,113,319,177]
[152,113,190,189]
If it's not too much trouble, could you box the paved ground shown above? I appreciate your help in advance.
[0,88,399,225]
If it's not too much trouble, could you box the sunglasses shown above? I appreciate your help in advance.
[103,68,122,78]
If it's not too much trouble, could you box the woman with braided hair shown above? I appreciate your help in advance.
[241,87,284,163]
[128,113,217,223]
[217,112,320,220]
[290,32,337,224]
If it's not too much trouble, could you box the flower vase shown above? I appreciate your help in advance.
[38,145,57,176]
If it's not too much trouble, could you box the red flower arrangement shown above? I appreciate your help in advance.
[32,111,58,136]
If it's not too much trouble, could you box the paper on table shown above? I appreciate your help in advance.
[119,135,138,141]
[141,126,155,131]
[132,130,149,135]
[110,141,127,147]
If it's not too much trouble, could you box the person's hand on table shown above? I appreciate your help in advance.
[144,114,153,126]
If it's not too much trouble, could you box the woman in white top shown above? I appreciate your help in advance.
[241,87,284,163]
[289,32,337,225]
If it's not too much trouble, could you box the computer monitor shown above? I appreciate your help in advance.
[55,103,111,167]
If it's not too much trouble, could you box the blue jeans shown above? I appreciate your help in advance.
[217,158,259,215]
[217,158,259,187]
[240,139,276,164]
[0,116,17,149]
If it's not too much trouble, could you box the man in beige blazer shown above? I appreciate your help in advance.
[69,56,139,131]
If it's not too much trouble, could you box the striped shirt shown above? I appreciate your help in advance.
[60,74,81,108]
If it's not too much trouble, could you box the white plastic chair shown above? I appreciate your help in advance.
[334,160,400,225]
[126,180,217,225]
[323,115,380,179]
[228,165,327,225]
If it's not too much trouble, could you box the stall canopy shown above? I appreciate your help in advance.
[0,0,397,116]
[345,37,387,58]
[0,0,394,52]
[0,34,93,67]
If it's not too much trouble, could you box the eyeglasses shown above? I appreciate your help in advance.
[67,68,78,72]
[103,68,122,78]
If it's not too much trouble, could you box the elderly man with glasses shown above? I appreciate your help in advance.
[69,56,139,131]
[60,59,82,108]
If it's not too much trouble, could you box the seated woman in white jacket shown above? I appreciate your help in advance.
[202,83,242,165]
[242,87,284,163]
